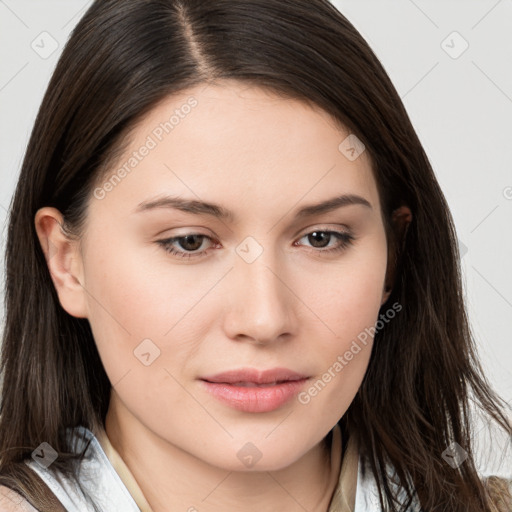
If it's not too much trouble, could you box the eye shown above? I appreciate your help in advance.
[156,228,355,260]
[157,234,216,259]
[294,229,355,254]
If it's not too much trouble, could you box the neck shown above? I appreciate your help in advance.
[104,393,341,512]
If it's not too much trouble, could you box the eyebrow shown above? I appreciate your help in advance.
[134,193,372,221]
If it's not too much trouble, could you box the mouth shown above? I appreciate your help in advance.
[199,368,309,413]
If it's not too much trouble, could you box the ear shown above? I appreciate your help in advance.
[34,207,88,318]
[381,205,412,306]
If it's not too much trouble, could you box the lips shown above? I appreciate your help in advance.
[199,368,309,413]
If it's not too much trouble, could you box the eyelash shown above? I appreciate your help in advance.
[156,229,355,260]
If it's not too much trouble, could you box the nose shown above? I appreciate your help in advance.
[222,248,297,345]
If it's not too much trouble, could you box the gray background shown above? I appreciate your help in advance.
[1,0,511,407]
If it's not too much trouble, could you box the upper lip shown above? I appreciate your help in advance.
[200,367,308,385]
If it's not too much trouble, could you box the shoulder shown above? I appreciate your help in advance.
[0,486,38,512]
[23,426,141,511]
[481,475,512,511]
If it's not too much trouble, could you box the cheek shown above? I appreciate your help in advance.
[292,241,387,414]
[295,282,381,426]
[80,236,217,385]
[295,235,388,346]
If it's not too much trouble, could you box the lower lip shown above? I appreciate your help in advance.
[200,378,309,413]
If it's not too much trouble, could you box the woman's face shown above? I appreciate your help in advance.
[39,80,395,471]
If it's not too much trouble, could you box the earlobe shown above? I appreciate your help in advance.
[34,207,88,319]
[381,205,413,305]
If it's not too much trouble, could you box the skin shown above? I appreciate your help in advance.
[35,79,412,512]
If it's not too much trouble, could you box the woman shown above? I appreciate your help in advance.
[0,0,510,510]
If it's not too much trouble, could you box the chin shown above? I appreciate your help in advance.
[200,439,311,473]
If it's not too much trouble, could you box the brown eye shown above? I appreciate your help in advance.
[307,231,332,248]
[176,234,206,251]
[296,230,355,254]
[157,234,215,259]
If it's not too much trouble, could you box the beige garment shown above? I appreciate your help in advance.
[328,424,359,512]
[94,423,358,512]
[94,428,154,512]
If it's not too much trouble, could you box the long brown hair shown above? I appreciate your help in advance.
[1,1,510,510]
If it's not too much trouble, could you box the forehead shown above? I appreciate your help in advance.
[91,80,380,222]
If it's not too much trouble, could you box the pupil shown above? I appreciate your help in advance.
[309,231,329,248]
